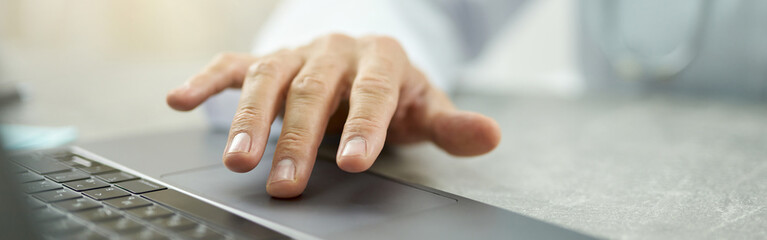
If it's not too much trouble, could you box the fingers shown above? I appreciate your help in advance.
[224,51,303,173]
[336,36,407,173]
[425,88,502,156]
[171,35,500,200]
[268,35,355,198]
[167,53,257,111]
[431,111,501,156]
[388,67,501,156]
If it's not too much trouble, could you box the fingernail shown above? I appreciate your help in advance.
[227,132,251,153]
[271,159,296,183]
[341,137,367,157]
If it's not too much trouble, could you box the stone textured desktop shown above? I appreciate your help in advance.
[374,94,767,240]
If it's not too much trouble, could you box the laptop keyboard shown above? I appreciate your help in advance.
[10,149,287,240]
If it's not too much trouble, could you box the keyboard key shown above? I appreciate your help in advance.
[77,164,117,175]
[95,171,138,183]
[17,172,44,183]
[64,178,110,191]
[28,197,47,209]
[59,230,110,240]
[143,189,285,238]
[75,207,122,222]
[83,187,131,200]
[41,218,87,234]
[61,155,94,167]
[33,188,82,203]
[151,214,196,230]
[14,155,72,174]
[10,163,28,173]
[22,179,62,193]
[46,170,90,183]
[180,225,226,240]
[121,228,170,240]
[126,205,173,220]
[104,195,152,209]
[116,179,166,194]
[52,198,102,212]
[99,217,144,233]
[47,151,75,161]
[32,207,67,221]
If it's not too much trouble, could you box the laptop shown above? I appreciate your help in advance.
[0,127,598,240]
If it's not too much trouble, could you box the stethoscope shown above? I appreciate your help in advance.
[595,0,712,82]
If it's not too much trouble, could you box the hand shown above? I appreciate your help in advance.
[167,34,501,198]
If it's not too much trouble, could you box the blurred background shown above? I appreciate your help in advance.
[0,0,280,141]
[0,0,579,142]
[2,1,767,239]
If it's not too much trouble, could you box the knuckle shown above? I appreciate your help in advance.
[290,75,329,101]
[362,35,402,49]
[247,59,282,79]
[312,33,355,56]
[360,35,406,60]
[278,128,312,147]
[372,35,400,46]
[356,74,397,96]
[321,33,353,43]
[345,115,387,134]
[231,105,268,128]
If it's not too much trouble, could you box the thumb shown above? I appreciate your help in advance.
[430,110,501,156]
[420,88,501,156]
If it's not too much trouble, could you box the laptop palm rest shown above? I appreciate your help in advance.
[84,129,598,239]
[160,156,457,237]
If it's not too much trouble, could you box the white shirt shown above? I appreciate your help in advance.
[205,0,767,129]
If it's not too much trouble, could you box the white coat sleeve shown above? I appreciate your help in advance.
[252,0,465,90]
[204,0,466,130]
[203,0,526,130]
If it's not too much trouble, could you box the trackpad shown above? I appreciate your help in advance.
[161,159,456,236]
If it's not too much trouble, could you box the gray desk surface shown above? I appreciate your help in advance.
[373,94,767,239]
[4,87,766,239]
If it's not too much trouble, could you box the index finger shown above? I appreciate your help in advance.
[224,51,304,173]
[167,53,256,111]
